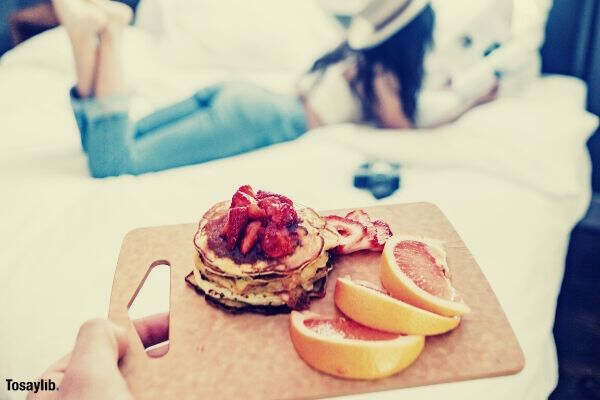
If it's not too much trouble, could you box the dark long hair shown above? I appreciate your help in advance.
[310,5,435,124]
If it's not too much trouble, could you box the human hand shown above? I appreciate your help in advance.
[471,80,500,107]
[27,313,169,400]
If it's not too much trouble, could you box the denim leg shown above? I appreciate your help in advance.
[86,112,135,177]
[127,83,308,174]
[134,85,221,138]
[70,87,92,152]
[70,88,136,177]
[71,82,307,177]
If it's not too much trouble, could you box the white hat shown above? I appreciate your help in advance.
[348,0,430,50]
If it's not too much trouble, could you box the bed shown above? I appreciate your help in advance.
[0,2,598,399]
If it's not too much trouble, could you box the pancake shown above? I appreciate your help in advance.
[188,250,332,309]
[193,252,331,294]
[186,186,340,313]
[194,203,337,277]
[185,272,328,315]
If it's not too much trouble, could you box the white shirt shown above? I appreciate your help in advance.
[301,62,364,125]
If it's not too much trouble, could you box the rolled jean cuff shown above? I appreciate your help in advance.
[70,87,132,153]
[70,87,131,119]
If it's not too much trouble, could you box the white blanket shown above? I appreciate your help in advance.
[0,24,597,400]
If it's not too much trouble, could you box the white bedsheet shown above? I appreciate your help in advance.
[0,27,598,400]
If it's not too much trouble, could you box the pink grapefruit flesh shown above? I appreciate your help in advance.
[393,240,453,300]
[304,318,399,341]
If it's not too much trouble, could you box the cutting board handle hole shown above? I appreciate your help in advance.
[128,261,171,358]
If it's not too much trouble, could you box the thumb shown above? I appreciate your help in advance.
[59,319,131,400]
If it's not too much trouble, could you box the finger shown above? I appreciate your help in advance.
[133,312,169,348]
[59,319,131,400]
[28,353,69,400]
[146,343,169,358]
[26,371,63,400]
[67,319,128,377]
[43,353,71,374]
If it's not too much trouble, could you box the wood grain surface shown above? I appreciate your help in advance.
[108,202,524,399]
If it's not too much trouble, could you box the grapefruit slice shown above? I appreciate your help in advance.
[289,311,424,380]
[380,235,471,317]
[334,277,460,335]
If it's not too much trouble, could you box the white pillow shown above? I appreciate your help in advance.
[321,76,598,198]
[426,0,513,86]
[418,0,553,127]
[425,0,552,90]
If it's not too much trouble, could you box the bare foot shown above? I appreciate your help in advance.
[52,0,131,39]
[52,0,108,39]
[89,0,132,27]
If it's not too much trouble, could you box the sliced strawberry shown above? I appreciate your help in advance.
[256,190,293,205]
[238,185,256,198]
[324,215,367,254]
[343,210,392,253]
[222,206,249,249]
[231,191,253,207]
[240,220,262,254]
[261,223,295,258]
[345,209,372,227]
[343,209,375,252]
[247,203,267,219]
[371,220,392,249]
[258,196,298,227]
[230,185,257,207]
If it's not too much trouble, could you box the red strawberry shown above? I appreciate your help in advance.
[345,209,372,227]
[222,206,249,249]
[324,215,367,254]
[240,220,262,254]
[238,185,255,197]
[371,220,392,250]
[231,190,253,207]
[343,210,392,252]
[261,223,295,258]
[258,196,298,227]
[345,210,375,250]
[231,185,268,220]
[247,203,267,219]
[256,190,293,205]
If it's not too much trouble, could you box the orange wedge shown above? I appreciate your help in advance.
[289,311,424,380]
[381,235,470,317]
[334,277,460,335]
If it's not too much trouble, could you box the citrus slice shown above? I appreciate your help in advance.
[289,311,424,380]
[334,277,460,335]
[380,235,471,317]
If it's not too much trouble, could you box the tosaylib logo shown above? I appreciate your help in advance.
[5,378,58,393]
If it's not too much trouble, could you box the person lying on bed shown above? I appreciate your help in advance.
[53,0,487,178]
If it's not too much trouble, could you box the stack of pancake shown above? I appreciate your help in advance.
[186,201,339,313]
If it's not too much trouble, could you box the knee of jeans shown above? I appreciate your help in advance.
[193,83,225,106]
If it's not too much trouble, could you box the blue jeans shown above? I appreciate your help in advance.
[71,82,307,177]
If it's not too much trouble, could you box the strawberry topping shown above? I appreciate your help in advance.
[219,185,300,259]
[261,223,295,258]
[222,206,249,249]
[258,196,298,227]
[238,184,256,197]
[240,220,262,255]
[231,191,253,207]
[256,190,293,205]
[247,203,267,219]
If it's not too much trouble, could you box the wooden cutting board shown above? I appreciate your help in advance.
[108,202,524,399]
